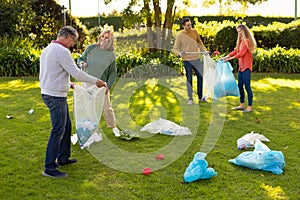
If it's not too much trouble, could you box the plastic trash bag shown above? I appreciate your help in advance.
[213,60,240,100]
[140,118,192,136]
[203,56,216,99]
[184,152,217,183]
[237,131,270,150]
[229,139,285,175]
[73,85,105,149]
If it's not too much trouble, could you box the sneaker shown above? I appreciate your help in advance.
[113,127,121,137]
[199,98,208,103]
[42,169,67,178]
[187,99,193,105]
[57,159,77,166]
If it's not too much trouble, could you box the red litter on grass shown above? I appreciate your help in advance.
[156,154,164,160]
[143,167,152,175]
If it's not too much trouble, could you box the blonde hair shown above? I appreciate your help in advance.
[236,24,257,53]
[98,29,114,51]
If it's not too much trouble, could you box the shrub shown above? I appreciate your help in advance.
[253,46,300,73]
[0,36,40,77]
[116,50,184,77]
[251,20,300,49]
[214,26,238,53]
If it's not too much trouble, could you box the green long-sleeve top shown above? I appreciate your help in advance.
[77,44,117,89]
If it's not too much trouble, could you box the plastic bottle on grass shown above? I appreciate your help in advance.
[28,109,34,115]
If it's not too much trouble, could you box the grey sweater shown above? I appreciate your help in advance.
[39,42,98,97]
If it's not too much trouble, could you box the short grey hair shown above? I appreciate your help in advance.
[58,26,78,39]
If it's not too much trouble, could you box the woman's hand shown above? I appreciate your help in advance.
[79,61,87,68]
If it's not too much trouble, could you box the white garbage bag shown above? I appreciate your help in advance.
[203,56,216,99]
[237,131,270,150]
[140,118,192,136]
[73,85,106,149]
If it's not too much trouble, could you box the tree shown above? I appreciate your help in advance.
[105,0,181,52]
[1,0,89,51]
[202,0,268,15]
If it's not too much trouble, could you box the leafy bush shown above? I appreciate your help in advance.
[0,48,40,77]
[188,15,294,28]
[116,50,183,77]
[214,26,238,53]
[253,46,300,73]
[251,20,300,49]
[0,36,40,77]
[195,19,237,51]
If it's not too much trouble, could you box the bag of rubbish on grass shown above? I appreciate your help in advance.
[203,56,216,99]
[184,152,217,183]
[213,60,240,101]
[119,129,140,141]
[237,131,270,150]
[73,85,105,149]
[140,118,192,136]
[229,139,285,175]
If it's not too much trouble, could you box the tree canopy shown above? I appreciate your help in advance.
[202,0,268,15]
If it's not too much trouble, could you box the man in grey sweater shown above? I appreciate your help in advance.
[39,26,106,178]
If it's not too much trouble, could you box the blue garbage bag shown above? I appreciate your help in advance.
[184,152,217,182]
[228,139,285,175]
[213,60,240,100]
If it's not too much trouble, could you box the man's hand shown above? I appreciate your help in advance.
[96,79,107,88]
[179,52,185,57]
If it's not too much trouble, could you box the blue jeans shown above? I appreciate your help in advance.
[183,59,204,100]
[42,94,72,170]
[238,69,253,106]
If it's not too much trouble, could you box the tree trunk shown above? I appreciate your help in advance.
[162,0,175,51]
[143,0,155,51]
[153,0,162,50]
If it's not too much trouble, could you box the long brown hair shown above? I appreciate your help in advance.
[236,24,257,53]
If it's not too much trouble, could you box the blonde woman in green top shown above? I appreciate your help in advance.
[78,29,120,137]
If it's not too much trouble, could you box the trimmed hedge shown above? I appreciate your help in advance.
[0,46,299,77]
[194,19,300,53]
[252,20,300,49]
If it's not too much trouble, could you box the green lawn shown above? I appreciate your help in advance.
[0,73,299,200]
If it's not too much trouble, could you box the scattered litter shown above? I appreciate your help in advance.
[184,152,217,183]
[237,131,270,150]
[140,118,192,136]
[255,117,261,123]
[119,129,140,140]
[156,154,164,160]
[80,132,102,149]
[143,167,152,175]
[71,133,78,145]
[6,115,13,119]
[229,139,285,175]
[28,109,34,115]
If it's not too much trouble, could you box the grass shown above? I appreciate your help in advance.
[0,73,299,200]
